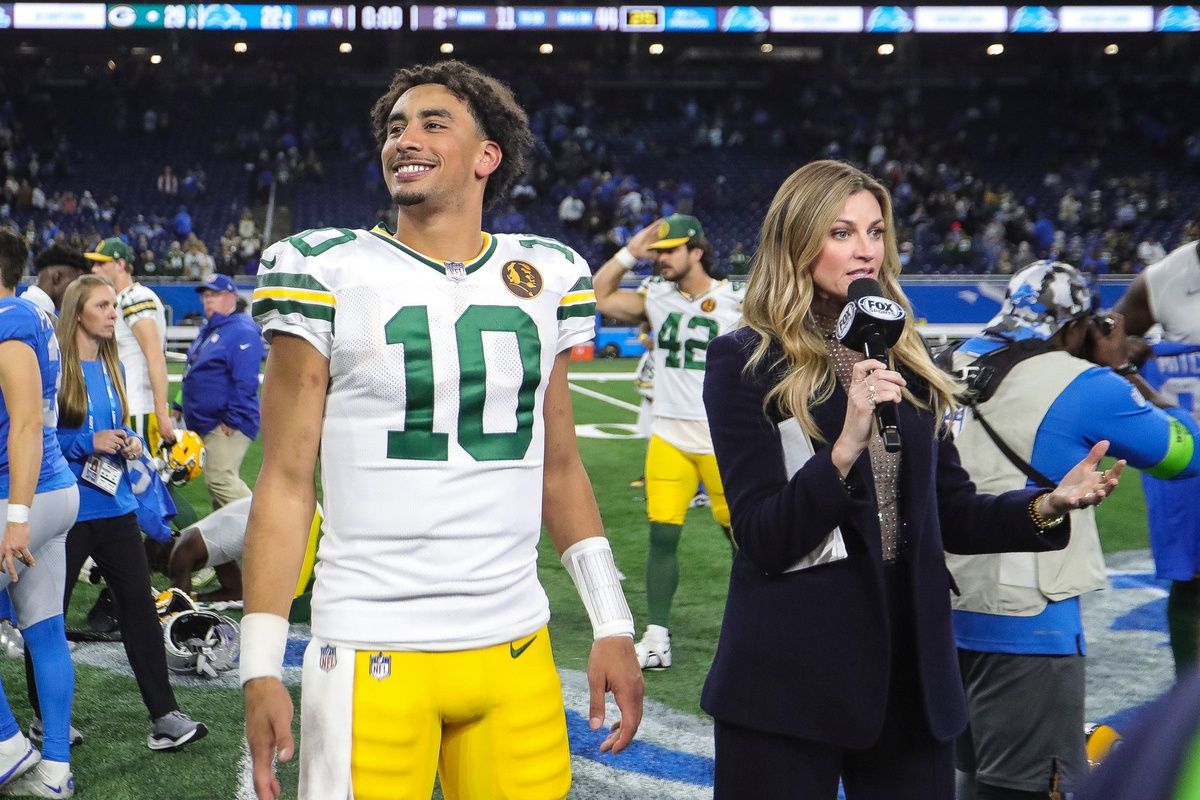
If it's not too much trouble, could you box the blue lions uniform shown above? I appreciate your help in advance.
[1140,341,1200,581]
[0,297,74,496]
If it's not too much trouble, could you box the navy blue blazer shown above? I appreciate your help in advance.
[700,326,1069,749]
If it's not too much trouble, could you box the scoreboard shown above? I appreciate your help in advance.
[0,3,1194,32]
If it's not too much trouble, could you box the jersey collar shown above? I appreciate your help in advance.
[368,221,497,276]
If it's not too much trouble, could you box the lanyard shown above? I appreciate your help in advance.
[86,360,121,433]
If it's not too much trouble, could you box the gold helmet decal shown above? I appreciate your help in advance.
[501,260,543,299]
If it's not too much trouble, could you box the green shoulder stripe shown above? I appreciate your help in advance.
[257,272,333,293]
[1147,417,1196,479]
[253,297,335,324]
[568,276,593,292]
[558,302,596,320]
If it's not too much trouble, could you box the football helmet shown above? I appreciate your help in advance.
[162,610,239,678]
[162,431,205,486]
[154,587,198,620]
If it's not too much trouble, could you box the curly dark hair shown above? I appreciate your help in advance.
[370,60,534,212]
[34,243,89,274]
[0,229,29,290]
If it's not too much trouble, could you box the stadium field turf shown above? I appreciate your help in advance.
[0,357,1148,798]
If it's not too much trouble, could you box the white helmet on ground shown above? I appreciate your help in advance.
[162,610,240,678]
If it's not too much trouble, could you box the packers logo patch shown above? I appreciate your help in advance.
[701,298,717,313]
[657,220,671,239]
[502,260,543,298]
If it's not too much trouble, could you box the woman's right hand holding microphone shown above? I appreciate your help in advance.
[832,358,906,479]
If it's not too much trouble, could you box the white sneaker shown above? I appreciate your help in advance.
[634,633,672,670]
[0,735,39,788]
[0,762,74,797]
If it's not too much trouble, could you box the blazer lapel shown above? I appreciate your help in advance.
[810,380,881,560]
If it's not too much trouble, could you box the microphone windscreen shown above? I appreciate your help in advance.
[847,277,884,302]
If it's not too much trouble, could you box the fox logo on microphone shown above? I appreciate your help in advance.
[836,295,905,343]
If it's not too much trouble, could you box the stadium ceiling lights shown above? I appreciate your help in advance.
[1104,42,1119,53]
[233,41,248,53]
[439,42,454,54]
[149,53,162,64]
[338,41,353,53]
[759,42,774,53]
[538,42,554,53]
[986,42,1005,54]
[648,42,665,54]
[878,42,896,54]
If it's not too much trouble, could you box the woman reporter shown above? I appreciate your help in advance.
[700,160,1122,798]
[0,230,78,795]
[33,275,206,753]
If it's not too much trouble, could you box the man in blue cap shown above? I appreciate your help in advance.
[182,274,264,512]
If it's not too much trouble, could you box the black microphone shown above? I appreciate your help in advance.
[835,278,906,453]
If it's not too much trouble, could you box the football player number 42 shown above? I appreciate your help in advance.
[657,311,719,370]
[384,305,542,463]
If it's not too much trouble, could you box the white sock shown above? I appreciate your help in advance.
[40,760,70,783]
[646,624,670,642]
[0,731,27,755]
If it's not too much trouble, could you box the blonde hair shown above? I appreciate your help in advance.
[742,160,959,439]
[57,275,128,429]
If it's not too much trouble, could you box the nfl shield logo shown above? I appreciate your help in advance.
[319,644,337,672]
[369,652,392,681]
[444,261,467,282]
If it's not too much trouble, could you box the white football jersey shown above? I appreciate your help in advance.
[1145,241,1200,343]
[116,282,167,416]
[253,226,596,650]
[640,276,744,421]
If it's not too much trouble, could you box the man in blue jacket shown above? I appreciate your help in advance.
[182,274,264,511]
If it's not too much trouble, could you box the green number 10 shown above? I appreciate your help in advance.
[383,305,542,462]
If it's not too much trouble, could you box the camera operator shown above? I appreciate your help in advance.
[944,261,1200,800]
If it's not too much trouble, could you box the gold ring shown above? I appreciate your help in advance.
[1100,470,1108,482]
[867,384,878,406]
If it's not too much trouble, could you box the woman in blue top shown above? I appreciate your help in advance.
[0,230,79,797]
[41,275,207,755]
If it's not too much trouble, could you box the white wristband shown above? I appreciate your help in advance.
[561,537,635,640]
[6,504,30,524]
[614,247,638,270]
[239,612,290,685]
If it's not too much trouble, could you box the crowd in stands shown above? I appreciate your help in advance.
[1,44,1198,279]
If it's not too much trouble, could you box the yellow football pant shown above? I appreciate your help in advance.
[644,435,730,527]
[128,412,162,453]
[350,626,571,800]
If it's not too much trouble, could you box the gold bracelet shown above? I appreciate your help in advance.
[1029,493,1066,530]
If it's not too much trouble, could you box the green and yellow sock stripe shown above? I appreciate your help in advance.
[558,276,596,320]
[252,273,336,323]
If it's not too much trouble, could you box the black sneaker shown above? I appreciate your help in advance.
[147,711,207,751]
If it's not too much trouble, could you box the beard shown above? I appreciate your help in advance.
[392,188,427,207]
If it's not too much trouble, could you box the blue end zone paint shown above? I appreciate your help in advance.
[284,638,307,667]
[1109,573,1171,592]
[1110,597,1169,637]
[570,711,716,786]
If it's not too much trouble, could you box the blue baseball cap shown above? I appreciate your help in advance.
[196,274,237,293]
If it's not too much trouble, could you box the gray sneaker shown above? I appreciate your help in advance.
[28,718,83,747]
[147,711,207,751]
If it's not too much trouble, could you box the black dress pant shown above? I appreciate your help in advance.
[26,512,178,720]
[713,559,955,799]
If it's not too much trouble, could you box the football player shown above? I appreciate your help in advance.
[240,61,642,800]
[594,214,744,670]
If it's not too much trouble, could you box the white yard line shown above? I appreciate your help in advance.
[567,382,641,413]
[236,737,257,800]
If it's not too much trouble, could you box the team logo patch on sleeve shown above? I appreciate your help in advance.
[502,260,543,299]
[700,298,716,312]
[319,644,337,672]
[369,652,391,681]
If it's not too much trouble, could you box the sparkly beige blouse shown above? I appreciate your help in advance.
[814,314,905,561]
